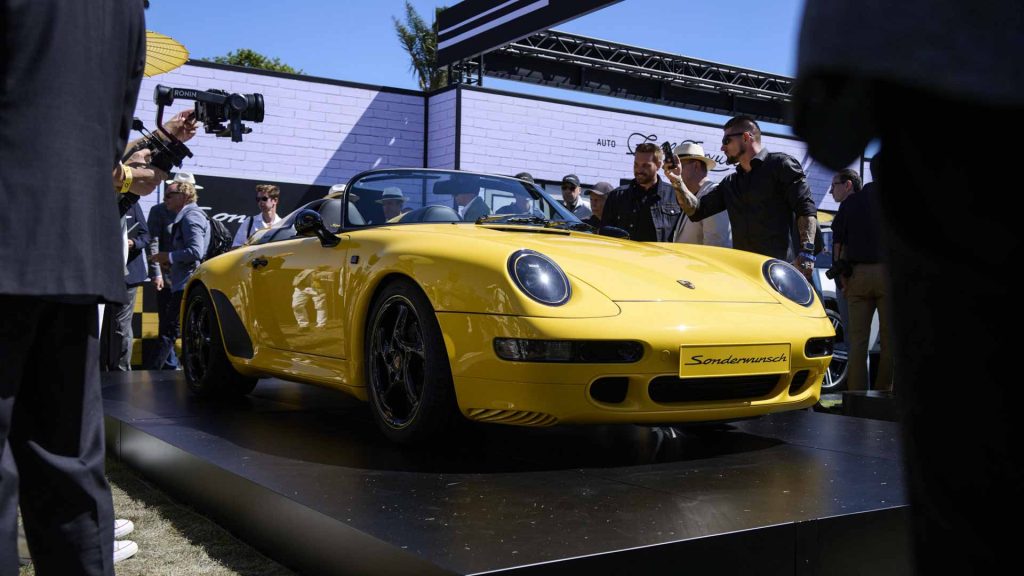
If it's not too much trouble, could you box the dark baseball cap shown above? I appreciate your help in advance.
[585,181,614,196]
[561,174,580,187]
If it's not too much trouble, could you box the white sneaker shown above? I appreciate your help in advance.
[113,540,138,564]
[114,518,134,539]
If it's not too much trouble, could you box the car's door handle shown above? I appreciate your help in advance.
[250,257,268,269]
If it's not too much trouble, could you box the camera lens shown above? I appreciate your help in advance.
[243,93,265,122]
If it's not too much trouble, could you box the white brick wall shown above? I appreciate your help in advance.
[134,63,424,213]
[457,88,851,211]
[427,90,457,170]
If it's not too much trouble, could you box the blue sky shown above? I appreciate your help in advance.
[146,0,806,132]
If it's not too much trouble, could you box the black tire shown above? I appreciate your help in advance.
[365,279,460,444]
[182,287,258,398]
[822,308,848,392]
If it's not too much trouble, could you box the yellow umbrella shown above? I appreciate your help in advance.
[145,30,189,77]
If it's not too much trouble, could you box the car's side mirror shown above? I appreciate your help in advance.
[294,209,340,247]
[598,226,630,239]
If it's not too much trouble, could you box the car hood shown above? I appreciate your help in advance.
[406,225,779,304]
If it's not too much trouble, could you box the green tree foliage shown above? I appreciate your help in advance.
[393,1,448,90]
[203,48,303,75]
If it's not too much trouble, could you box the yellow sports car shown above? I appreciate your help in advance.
[182,169,834,444]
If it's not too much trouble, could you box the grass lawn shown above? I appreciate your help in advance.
[20,459,294,576]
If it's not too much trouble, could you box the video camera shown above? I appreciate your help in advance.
[156,85,265,142]
[121,84,265,173]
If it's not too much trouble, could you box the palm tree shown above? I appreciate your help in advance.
[393,1,447,90]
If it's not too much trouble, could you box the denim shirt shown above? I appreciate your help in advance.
[601,178,681,242]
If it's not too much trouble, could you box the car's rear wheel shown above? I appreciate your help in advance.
[822,308,848,392]
[365,279,459,444]
[182,287,258,398]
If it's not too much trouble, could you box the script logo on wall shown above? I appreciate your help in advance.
[625,132,729,172]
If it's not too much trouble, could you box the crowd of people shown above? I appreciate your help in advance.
[7,0,1005,573]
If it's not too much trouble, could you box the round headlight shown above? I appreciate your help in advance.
[762,259,814,307]
[507,250,571,306]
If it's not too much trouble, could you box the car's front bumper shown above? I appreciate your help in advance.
[436,302,833,426]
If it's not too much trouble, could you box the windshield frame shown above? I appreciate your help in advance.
[339,168,583,232]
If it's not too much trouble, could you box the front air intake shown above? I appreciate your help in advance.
[590,377,629,404]
[788,370,811,395]
[648,375,780,403]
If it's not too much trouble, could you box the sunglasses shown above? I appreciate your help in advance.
[721,132,747,145]
[257,196,274,202]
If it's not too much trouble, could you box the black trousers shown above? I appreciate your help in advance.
[0,298,114,576]
[150,290,183,372]
[146,284,179,369]
[874,87,1023,573]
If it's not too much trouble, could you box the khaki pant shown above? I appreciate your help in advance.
[844,263,894,391]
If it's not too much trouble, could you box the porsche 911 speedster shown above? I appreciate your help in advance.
[181,169,834,444]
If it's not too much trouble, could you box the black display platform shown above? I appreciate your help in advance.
[102,372,911,575]
[843,390,900,422]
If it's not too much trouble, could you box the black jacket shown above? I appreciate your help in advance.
[690,149,817,260]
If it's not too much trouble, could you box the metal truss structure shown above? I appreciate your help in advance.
[451,30,795,124]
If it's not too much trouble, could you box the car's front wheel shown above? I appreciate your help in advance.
[365,279,460,444]
[182,287,258,398]
[822,308,848,392]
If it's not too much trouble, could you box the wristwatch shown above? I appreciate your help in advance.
[800,241,815,254]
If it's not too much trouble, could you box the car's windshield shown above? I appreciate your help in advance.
[340,170,585,231]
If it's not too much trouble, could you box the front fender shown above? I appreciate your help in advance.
[343,231,621,320]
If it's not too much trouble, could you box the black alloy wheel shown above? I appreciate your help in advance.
[183,292,214,384]
[182,287,258,398]
[366,279,458,444]
[369,294,426,426]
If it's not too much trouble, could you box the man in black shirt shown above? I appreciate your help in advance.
[668,117,818,275]
[601,143,681,241]
[831,169,891,392]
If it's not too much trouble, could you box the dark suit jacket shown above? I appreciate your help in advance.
[125,202,152,287]
[147,202,177,281]
[0,0,146,304]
